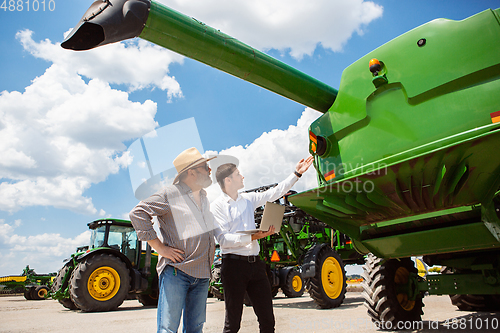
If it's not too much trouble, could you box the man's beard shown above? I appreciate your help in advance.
[195,170,212,188]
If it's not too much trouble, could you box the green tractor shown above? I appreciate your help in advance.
[50,218,159,312]
[0,265,55,300]
[210,184,364,309]
[63,0,500,324]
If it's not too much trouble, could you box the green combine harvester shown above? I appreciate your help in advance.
[63,0,500,325]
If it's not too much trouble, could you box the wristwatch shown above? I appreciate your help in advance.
[294,171,302,178]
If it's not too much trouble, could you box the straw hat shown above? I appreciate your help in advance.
[173,147,216,184]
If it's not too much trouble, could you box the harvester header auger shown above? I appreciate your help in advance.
[62,0,338,113]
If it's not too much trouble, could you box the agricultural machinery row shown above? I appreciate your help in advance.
[46,187,359,312]
[0,266,55,300]
[42,0,500,323]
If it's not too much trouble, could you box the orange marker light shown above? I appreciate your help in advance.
[270,250,280,262]
[369,58,382,75]
[369,58,380,67]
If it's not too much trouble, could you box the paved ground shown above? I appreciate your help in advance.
[1,292,499,332]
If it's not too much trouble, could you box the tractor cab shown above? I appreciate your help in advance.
[88,219,139,267]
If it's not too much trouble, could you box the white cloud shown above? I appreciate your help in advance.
[17,30,184,99]
[0,32,162,215]
[206,108,322,202]
[158,0,383,59]
[0,219,91,276]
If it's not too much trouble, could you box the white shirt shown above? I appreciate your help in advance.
[211,174,299,256]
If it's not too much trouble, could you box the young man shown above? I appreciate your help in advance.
[129,147,216,333]
[211,156,314,333]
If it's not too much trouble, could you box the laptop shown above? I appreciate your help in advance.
[236,201,285,234]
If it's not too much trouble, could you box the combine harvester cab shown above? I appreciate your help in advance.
[62,0,500,324]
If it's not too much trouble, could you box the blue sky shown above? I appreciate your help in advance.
[0,0,499,276]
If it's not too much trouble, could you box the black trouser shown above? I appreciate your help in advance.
[221,255,275,333]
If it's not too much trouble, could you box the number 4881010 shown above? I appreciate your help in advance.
[1,0,56,11]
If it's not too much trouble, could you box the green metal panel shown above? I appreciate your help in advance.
[139,1,337,112]
[305,8,500,183]
[421,273,500,295]
[292,129,500,223]
[362,221,500,259]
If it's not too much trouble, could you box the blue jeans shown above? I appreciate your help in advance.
[157,266,209,333]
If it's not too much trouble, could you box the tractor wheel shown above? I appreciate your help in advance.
[137,293,159,306]
[450,294,486,311]
[24,288,33,300]
[282,270,304,298]
[271,286,279,298]
[69,253,130,312]
[210,284,224,301]
[52,264,78,310]
[31,285,49,300]
[138,275,159,307]
[362,253,424,329]
[450,294,500,311]
[441,266,500,311]
[210,265,224,301]
[307,247,346,308]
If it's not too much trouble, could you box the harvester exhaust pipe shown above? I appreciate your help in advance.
[61,0,151,51]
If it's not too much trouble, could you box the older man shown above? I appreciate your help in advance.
[129,147,216,333]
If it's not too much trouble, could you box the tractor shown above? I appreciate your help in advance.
[50,218,159,311]
[63,0,500,325]
[0,265,55,300]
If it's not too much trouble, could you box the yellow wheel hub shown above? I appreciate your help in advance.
[321,256,343,299]
[292,275,302,292]
[87,266,121,301]
[394,266,415,311]
[37,288,47,298]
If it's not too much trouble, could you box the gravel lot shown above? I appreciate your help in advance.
[1,292,499,332]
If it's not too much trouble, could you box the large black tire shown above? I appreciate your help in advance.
[282,269,305,298]
[307,247,346,308]
[450,294,500,311]
[271,286,279,298]
[31,285,49,300]
[51,264,78,310]
[24,288,33,300]
[442,266,500,311]
[362,253,424,329]
[450,294,487,311]
[137,275,159,307]
[210,265,224,301]
[137,293,159,306]
[69,254,130,312]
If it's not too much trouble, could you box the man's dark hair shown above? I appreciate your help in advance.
[216,163,237,190]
